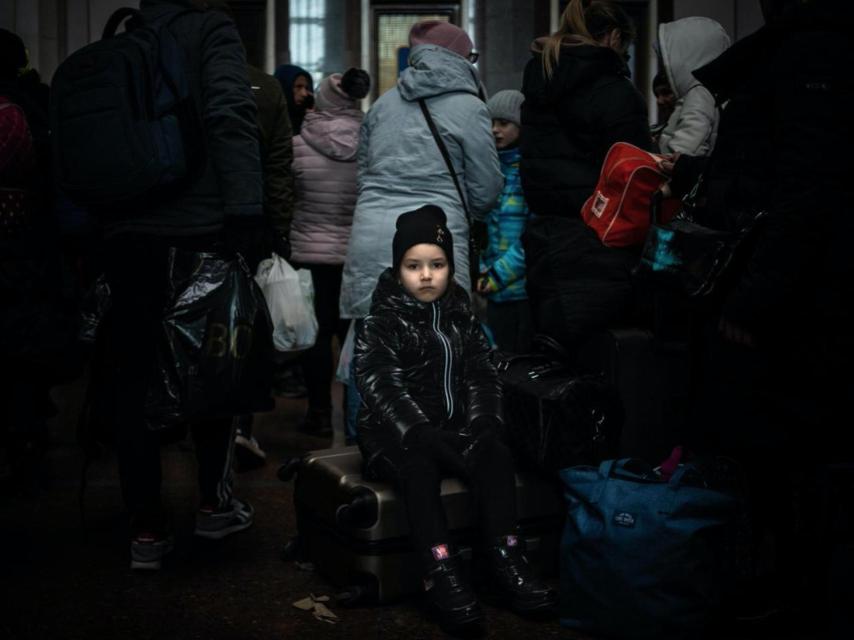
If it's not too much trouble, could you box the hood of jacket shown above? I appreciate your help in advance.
[527,37,630,103]
[659,17,730,99]
[299,108,363,161]
[369,267,470,322]
[397,44,481,102]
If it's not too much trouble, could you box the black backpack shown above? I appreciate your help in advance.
[51,7,203,208]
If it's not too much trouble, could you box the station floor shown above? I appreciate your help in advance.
[0,373,819,640]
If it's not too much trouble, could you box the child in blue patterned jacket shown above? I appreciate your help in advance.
[476,90,534,353]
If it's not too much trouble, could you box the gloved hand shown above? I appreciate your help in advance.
[469,415,501,438]
[271,233,292,261]
[403,424,468,478]
[223,215,270,272]
[463,417,502,460]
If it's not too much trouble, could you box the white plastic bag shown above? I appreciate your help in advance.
[255,254,318,352]
[335,321,356,383]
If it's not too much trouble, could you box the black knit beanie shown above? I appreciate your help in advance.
[392,205,455,274]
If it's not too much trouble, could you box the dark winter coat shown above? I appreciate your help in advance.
[248,65,294,239]
[519,39,650,353]
[354,268,502,463]
[520,38,650,219]
[105,0,263,237]
[1,82,75,376]
[687,17,853,340]
[681,8,854,455]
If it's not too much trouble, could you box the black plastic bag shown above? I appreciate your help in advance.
[145,248,274,429]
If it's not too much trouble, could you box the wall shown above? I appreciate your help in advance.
[1,0,63,82]
[0,0,767,87]
[478,0,549,93]
[673,0,764,40]
[1,0,284,81]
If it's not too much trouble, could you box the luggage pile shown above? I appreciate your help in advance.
[280,330,741,637]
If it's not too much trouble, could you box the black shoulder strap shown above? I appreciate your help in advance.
[102,7,143,40]
[418,98,471,222]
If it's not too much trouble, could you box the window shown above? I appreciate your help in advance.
[289,0,327,79]
[375,13,451,97]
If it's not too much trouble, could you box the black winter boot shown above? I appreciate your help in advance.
[485,536,557,614]
[422,547,485,632]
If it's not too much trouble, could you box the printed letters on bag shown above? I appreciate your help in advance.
[204,322,254,359]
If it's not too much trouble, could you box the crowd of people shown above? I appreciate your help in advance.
[1,0,851,634]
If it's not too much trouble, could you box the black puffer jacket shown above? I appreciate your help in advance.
[520,38,650,219]
[354,268,502,462]
[519,38,650,354]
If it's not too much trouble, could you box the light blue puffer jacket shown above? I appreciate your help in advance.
[340,44,503,319]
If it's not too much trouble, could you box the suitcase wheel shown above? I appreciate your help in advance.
[277,456,301,483]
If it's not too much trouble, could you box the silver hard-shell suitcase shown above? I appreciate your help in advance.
[280,446,564,604]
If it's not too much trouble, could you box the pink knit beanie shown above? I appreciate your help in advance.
[408,20,473,59]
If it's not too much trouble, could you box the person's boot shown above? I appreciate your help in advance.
[422,545,485,632]
[484,535,557,614]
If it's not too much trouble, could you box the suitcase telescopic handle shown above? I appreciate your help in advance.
[277,456,302,483]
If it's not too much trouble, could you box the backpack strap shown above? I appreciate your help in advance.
[102,7,144,40]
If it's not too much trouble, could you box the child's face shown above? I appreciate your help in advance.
[492,119,520,150]
[398,243,450,303]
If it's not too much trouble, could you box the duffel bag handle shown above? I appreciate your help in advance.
[592,459,642,503]
[598,459,620,480]
[592,458,670,503]
[667,463,702,489]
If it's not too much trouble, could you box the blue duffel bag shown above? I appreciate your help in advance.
[559,458,741,639]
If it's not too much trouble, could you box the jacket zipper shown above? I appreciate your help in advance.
[432,302,454,419]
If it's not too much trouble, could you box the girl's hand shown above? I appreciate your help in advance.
[657,152,681,175]
[477,276,496,294]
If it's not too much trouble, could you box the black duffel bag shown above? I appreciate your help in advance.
[495,339,623,472]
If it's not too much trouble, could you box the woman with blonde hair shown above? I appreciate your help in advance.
[520,0,651,359]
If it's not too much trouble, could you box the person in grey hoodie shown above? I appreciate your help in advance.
[656,17,730,156]
[290,68,370,435]
[340,21,503,322]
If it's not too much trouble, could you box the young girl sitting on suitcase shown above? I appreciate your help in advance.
[353,205,555,632]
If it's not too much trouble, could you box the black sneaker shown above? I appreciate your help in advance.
[484,536,556,614]
[194,498,254,540]
[423,546,485,633]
